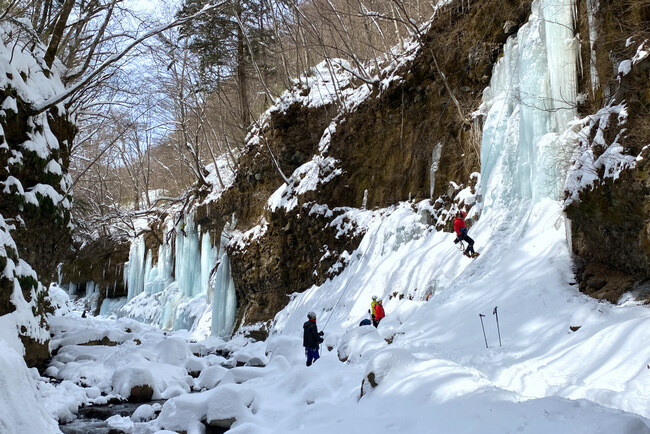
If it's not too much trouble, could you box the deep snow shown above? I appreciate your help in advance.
[32,199,650,434]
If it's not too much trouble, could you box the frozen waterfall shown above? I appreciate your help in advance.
[480,0,579,207]
[116,215,237,335]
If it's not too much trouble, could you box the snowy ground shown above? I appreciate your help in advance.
[26,198,650,434]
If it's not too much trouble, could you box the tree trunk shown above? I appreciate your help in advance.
[44,0,75,68]
[236,0,250,128]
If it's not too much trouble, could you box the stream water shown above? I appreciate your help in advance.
[58,398,229,433]
[59,400,164,434]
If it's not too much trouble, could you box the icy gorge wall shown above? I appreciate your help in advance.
[192,0,537,329]
[85,0,648,337]
[217,0,648,328]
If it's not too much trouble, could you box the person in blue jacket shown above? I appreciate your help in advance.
[303,312,324,366]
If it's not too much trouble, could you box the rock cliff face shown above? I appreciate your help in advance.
[65,0,649,333]
[566,0,650,303]
[193,0,536,327]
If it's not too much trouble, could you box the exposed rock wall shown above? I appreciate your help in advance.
[566,0,650,302]
[198,0,535,327]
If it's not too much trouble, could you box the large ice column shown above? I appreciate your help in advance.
[201,232,218,302]
[126,235,146,300]
[585,0,600,95]
[211,253,237,337]
[85,281,96,298]
[175,215,202,297]
[120,215,235,333]
[144,240,173,295]
[480,0,578,207]
[211,214,237,337]
[542,0,579,130]
[99,297,127,316]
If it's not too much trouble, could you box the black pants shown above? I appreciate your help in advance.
[459,233,475,254]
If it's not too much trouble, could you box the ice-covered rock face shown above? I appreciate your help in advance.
[480,0,578,207]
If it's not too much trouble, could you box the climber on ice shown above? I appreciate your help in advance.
[454,211,479,258]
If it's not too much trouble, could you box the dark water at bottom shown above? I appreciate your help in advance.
[59,399,228,434]
[59,400,163,434]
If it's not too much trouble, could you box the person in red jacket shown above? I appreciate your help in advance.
[373,299,385,327]
[454,211,478,257]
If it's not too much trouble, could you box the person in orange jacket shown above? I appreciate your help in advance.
[454,211,478,258]
[373,299,385,327]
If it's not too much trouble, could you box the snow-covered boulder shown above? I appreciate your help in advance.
[232,351,267,367]
[161,383,187,399]
[220,366,269,385]
[265,335,303,364]
[337,325,387,363]
[154,389,213,432]
[111,366,155,402]
[360,348,418,397]
[49,325,130,349]
[184,355,208,377]
[205,385,255,428]
[106,414,134,432]
[155,337,192,366]
[195,365,229,390]
[131,402,162,422]
[38,378,94,422]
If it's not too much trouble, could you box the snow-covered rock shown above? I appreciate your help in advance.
[205,385,255,428]
[195,365,229,390]
[112,367,156,402]
[337,325,387,363]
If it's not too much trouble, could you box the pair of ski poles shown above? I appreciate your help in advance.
[478,306,501,348]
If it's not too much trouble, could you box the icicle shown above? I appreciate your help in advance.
[211,217,237,337]
[201,232,218,302]
[430,143,442,198]
[541,0,578,130]
[362,189,368,209]
[211,253,237,337]
[174,214,202,298]
[585,0,600,95]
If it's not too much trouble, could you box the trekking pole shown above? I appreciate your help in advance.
[493,306,501,347]
[479,314,488,348]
